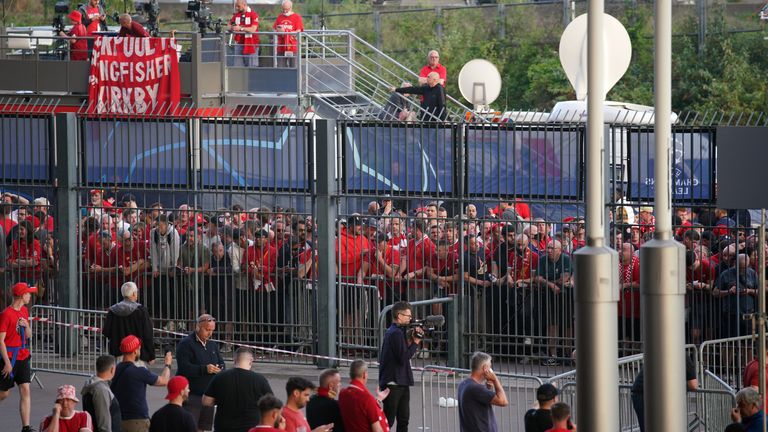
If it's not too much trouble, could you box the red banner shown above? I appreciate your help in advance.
[88,37,181,114]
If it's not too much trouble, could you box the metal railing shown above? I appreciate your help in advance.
[420,365,543,432]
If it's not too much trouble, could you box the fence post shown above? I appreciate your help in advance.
[446,297,461,367]
[435,7,443,41]
[54,113,79,357]
[315,119,338,368]
[497,4,506,40]
[373,11,382,51]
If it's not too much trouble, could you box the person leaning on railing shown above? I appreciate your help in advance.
[118,14,150,38]
[272,0,304,68]
[58,11,89,61]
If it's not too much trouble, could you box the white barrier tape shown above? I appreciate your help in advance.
[30,316,103,333]
[31,315,440,371]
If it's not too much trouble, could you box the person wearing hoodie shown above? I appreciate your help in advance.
[149,214,180,320]
[103,282,155,363]
[82,355,122,432]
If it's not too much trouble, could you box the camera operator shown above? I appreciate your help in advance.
[228,0,259,67]
[58,10,89,61]
[378,301,422,432]
[78,0,107,36]
[118,14,150,37]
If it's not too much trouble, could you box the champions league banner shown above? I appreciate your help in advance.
[628,128,713,202]
[88,37,181,114]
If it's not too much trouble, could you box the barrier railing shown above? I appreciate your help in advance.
[699,334,755,390]
[420,365,543,432]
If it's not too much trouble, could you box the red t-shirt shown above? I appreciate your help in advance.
[273,13,304,53]
[509,249,539,283]
[743,358,767,390]
[0,216,17,236]
[406,235,435,289]
[68,24,88,61]
[82,5,102,35]
[338,380,389,432]
[281,406,310,432]
[41,410,93,432]
[369,246,401,298]
[230,8,259,54]
[545,428,571,432]
[686,259,715,284]
[9,239,41,279]
[418,64,447,86]
[242,244,278,288]
[118,21,149,37]
[618,256,641,318]
[0,306,31,361]
[112,244,148,288]
[336,228,369,278]
[430,251,458,294]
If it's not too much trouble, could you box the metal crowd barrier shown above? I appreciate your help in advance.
[420,365,543,432]
[337,281,380,355]
[699,335,755,390]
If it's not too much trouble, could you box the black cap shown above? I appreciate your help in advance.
[347,215,363,226]
[536,383,558,402]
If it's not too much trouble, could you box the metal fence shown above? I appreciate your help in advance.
[4,106,767,378]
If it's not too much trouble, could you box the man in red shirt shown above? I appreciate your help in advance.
[40,384,94,432]
[118,14,150,37]
[686,249,716,344]
[87,230,118,309]
[282,377,333,432]
[617,243,641,353]
[242,229,278,292]
[545,402,576,432]
[272,0,304,67]
[338,360,390,432]
[403,219,436,302]
[229,0,259,67]
[369,234,401,302]
[0,202,16,236]
[418,50,446,87]
[248,394,286,432]
[78,0,106,36]
[0,282,36,432]
[112,229,148,290]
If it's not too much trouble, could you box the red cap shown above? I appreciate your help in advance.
[68,10,82,22]
[165,375,189,400]
[119,335,141,354]
[90,189,104,195]
[12,282,38,297]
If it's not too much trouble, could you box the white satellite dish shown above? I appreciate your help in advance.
[559,13,632,101]
[458,59,502,111]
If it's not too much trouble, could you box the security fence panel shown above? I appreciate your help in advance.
[465,124,583,199]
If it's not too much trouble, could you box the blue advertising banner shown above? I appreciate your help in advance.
[200,121,309,190]
[0,116,50,183]
[466,126,581,198]
[343,124,454,194]
[628,129,713,202]
[83,119,189,186]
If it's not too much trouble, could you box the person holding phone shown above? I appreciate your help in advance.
[457,351,508,432]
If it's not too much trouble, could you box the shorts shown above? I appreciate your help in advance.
[0,356,32,391]
[183,393,215,430]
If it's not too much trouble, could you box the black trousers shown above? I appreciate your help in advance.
[383,384,410,432]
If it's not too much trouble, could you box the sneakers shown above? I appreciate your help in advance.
[438,397,458,408]
[541,356,560,366]
[22,426,37,432]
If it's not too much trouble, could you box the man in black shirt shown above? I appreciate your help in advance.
[203,347,274,432]
[630,354,698,432]
[150,376,196,432]
[392,72,447,121]
[523,383,559,432]
[306,368,344,432]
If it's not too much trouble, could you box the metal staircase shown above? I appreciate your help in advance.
[299,30,475,121]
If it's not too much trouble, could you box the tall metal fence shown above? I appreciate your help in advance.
[3,106,766,379]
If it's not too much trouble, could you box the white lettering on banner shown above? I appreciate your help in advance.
[88,37,180,114]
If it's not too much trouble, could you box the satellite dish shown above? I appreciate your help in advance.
[458,59,502,111]
[559,13,632,100]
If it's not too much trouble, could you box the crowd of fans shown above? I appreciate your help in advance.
[0,188,763,361]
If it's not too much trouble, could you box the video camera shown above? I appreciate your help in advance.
[134,0,160,36]
[186,0,222,36]
[408,315,445,339]
[52,1,70,33]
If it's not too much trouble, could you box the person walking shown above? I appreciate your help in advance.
[0,282,36,432]
[82,355,122,432]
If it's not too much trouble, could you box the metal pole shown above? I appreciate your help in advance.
[759,209,766,432]
[573,5,619,431]
[55,113,79,357]
[315,119,338,368]
[641,0,687,428]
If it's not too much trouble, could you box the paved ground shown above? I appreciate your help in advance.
[0,359,539,431]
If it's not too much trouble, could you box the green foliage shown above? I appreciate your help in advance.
[4,0,767,112]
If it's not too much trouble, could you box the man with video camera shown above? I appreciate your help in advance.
[378,301,422,432]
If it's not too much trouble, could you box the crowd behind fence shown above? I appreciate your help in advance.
[1,110,767,378]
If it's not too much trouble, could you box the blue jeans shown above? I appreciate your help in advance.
[233,44,257,67]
